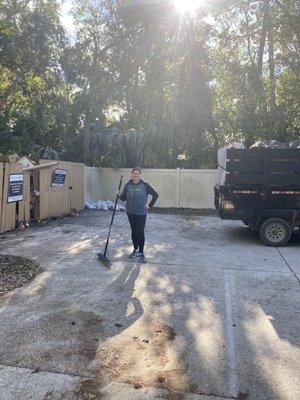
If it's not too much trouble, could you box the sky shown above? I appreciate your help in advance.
[59,0,216,39]
[60,0,75,37]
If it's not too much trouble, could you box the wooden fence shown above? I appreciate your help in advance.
[0,160,85,233]
[0,162,30,233]
[34,160,84,220]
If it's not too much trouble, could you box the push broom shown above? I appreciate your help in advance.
[97,175,123,268]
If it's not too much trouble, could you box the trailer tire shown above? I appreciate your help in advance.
[260,218,291,247]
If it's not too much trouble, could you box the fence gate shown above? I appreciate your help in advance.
[36,160,84,220]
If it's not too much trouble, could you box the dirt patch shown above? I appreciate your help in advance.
[74,379,102,399]
[76,313,104,363]
[31,310,104,371]
[0,254,40,297]
[97,321,195,394]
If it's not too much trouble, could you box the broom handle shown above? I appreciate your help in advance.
[103,175,123,256]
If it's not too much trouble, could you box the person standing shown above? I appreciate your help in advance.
[117,167,159,263]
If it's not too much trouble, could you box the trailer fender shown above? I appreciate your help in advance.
[255,209,299,230]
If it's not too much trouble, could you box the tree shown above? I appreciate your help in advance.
[0,0,77,159]
[1,0,299,166]
[212,0,300,146]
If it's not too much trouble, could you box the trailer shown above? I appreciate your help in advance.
[215,148,300,246]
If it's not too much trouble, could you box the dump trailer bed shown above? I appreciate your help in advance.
[215,148,300,246]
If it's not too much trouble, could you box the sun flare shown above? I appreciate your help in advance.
[174,0,205,14]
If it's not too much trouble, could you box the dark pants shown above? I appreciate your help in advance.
[127,212,147,253]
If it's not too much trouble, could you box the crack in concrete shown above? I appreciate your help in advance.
[59,256,295,275]
[0,363,90,379]
[275,247,300,285]
[224,270,238,398]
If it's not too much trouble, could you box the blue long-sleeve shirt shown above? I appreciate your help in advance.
[119,179,159,215]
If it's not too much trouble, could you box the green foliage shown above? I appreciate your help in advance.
[0,0,73,160]
[0,0,299,167]
[0,116,21,155]
[91,124,176,168]
[212,0,300,146]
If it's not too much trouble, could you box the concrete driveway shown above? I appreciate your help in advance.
[0,210,299,400]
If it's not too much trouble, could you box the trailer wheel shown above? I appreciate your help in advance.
[260,218,291,247]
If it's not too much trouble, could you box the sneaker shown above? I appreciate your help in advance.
[129,250,139,259]
[138,252,147,263]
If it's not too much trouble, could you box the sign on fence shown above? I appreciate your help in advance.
[38,160,84,220]
[0,162,25,233]
[0,160,84,233]
[8,174,24,203]
[51,169,68,187]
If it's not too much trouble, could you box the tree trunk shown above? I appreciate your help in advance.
[83,108,92,166]
[268,18,276,108]
[258,0,270,75]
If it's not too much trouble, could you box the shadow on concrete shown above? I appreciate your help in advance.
[95,214,299,399]
[0,212,298,400]
[225,226,262,246]
[107,262,143,331]
[0,260,144,381]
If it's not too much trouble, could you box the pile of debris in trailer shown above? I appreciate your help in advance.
[217,140,300,186]
[223,139,300,150]
[250,139,300,148]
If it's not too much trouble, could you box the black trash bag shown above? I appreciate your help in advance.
[37,147,59,160]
